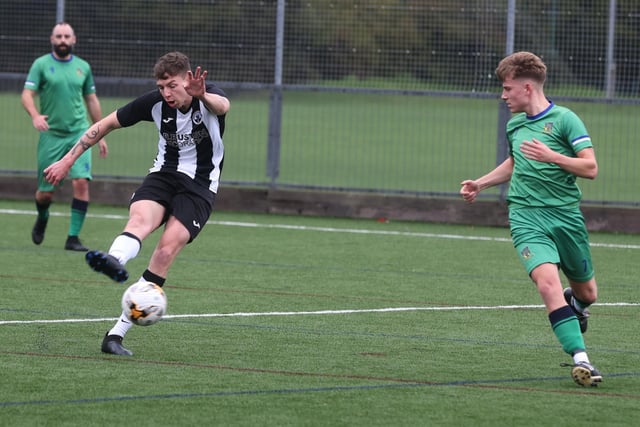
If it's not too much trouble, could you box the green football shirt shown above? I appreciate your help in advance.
[506,102,593,208]
[24,53,96,136]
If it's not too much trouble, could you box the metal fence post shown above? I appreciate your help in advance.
[56,0,65,22]
[605,0,617,99]
[496,0,516,201]
[266,0,285,188]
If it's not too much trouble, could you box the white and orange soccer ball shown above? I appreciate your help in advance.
[121,281,167,326]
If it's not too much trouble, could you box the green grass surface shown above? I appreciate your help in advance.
[1,91,639,203]
[1,199,640,426]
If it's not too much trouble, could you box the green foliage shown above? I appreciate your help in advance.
[5,1,640,94]
[1,200,640,426]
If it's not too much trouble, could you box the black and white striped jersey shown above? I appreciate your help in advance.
[116,84,227,193]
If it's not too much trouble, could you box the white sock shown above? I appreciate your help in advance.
[572,296,589,312]
[573,351,590,365]
[108,234,141,265]
[108,312,134,337]
[109,278,150,338]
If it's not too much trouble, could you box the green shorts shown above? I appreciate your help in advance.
[509,206,595,282]
[37,130,93,191]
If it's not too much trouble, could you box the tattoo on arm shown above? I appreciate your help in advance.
[70,125,101,155]
[70,138,91,156]
[80,139,92,151]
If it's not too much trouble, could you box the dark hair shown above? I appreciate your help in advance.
[153,51,191,80]
[495,51,547,84]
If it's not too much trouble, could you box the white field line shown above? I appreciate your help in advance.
[2,208,639,249]
[2,208,639,326]
[2,303,640,326]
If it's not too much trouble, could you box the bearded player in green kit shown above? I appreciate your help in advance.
[460,51,602,387]
[22,22,108,251]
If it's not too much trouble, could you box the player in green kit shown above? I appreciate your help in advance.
[460,51,602,387]
[21,22,108,251]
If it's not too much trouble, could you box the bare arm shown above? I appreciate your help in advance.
[520,139,598,179]
[44,111,121,185]
[84,93,103,124]
[21,88,49,131]
[200,91,231,115]
[460,157,514,203]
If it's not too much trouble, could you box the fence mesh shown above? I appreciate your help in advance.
[1,0,638,206]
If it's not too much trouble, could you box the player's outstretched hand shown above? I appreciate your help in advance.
[185,66,207,99]
[44,159,71,186]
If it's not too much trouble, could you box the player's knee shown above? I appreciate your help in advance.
[575,285,597,305]
[571,279,598,305]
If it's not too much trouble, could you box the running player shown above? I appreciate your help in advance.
[460,51,602,387]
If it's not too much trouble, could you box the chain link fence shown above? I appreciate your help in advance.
[1,0,638,207]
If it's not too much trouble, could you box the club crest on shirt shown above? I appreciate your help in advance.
[543,122,554,133]
[520,246,533,260]
[192,110,203,125]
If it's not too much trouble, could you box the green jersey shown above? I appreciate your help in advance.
[506,102,593,208]
[24,53,96,136]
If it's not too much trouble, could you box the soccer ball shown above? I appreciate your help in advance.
[121,281,167,326]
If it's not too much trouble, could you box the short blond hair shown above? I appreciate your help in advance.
[495,51,546,84]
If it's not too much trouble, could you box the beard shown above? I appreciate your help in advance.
[53,43,73,58]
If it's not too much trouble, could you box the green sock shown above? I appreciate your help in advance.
[550,305,585,355]
[69,198,88,237]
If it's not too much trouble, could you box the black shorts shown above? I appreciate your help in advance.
[130,171,216,243]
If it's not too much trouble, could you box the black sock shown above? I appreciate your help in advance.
[142,269,166,287]
[35,200,51,222]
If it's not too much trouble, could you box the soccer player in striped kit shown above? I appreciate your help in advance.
[44,51,230,356]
